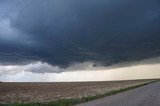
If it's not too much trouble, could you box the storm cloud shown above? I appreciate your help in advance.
[0,0,160,69]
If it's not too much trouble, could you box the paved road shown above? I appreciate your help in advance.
[76,82,160,106]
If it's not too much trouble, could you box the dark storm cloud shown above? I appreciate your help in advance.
[0,0,160,67]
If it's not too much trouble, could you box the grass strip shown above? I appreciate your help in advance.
[2,80,158,106]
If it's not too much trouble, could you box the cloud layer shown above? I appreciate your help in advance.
[1,57,160,81]
[0,0,160,70]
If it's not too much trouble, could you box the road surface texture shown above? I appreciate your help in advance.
[76,82,160,106]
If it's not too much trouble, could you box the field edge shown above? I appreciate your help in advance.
[2,80,159,106]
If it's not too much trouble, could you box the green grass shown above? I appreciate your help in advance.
[2,80,158,106]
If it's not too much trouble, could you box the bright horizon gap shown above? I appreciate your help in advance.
[1,62,160,82]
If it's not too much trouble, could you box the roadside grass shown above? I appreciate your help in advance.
[2,80,158,106]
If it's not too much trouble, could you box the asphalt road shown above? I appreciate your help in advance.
[76,82,160,106]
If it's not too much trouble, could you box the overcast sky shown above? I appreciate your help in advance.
[0,0,160,81]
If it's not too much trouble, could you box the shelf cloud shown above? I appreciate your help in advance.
[0,0,160,77]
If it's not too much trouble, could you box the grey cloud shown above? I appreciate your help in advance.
[0,0,160,68]
[0,62,61,75]
[1,57,160,76]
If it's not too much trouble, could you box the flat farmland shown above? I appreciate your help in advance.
[0,80,156,104]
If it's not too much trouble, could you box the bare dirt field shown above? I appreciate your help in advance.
[0,80,156,104]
